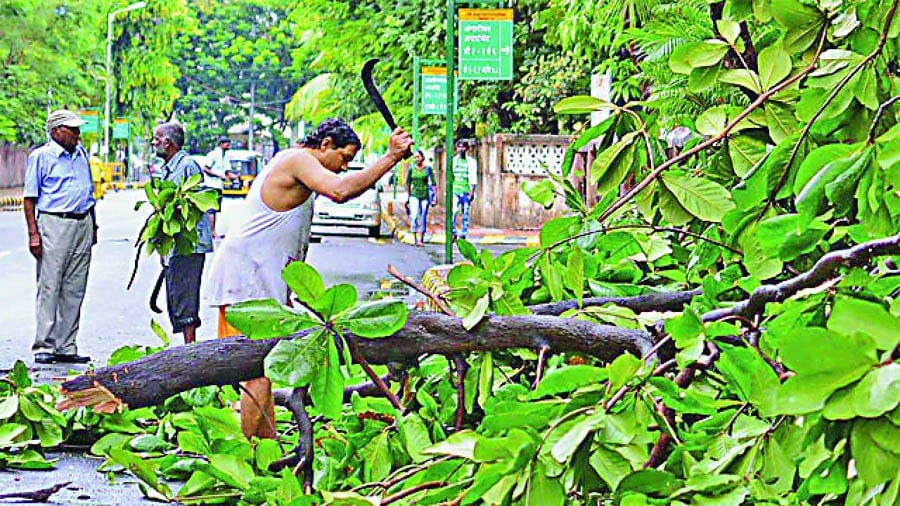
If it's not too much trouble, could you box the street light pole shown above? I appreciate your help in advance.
[105,1,146,164]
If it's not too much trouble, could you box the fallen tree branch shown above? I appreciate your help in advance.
[0,482,71,503]
[58,313,654,411]
[529,289,701,316]
[269,388,313,488]
[703,234,900,322]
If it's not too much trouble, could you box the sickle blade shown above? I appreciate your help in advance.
[361,58,398,131]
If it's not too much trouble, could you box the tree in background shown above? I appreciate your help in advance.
[170,0,299,154]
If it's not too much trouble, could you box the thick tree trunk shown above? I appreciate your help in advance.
[58,312,653,412]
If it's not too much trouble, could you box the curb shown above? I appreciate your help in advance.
[380,206,539,247]
[0,195,24,208]
[102,181,147,191]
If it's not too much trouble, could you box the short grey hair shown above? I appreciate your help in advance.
[156,121,185,148]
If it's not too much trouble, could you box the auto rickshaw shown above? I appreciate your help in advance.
[222,149,263,197]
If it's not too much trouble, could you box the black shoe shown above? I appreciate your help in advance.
[52,353,91,364]
[34,352,54,364]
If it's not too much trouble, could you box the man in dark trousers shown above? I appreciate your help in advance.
[23,110,98,364]
[151,121,213,344]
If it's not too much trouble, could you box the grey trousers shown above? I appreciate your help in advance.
[32,213,93,355]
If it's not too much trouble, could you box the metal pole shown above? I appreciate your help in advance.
[249,75,256,152]
[413,55,420,146]
[104,13,113,164]
[444,0,456,264]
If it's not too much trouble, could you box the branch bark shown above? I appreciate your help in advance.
[529,289,700,316]
[58,312,654,411]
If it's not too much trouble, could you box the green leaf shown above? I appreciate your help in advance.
[462,295,490,330]
[312,284,357,320]
[591,133,637,194]
[309,335,344,419]
[617,469,680,495]
[774,329,878,414]
[422,430,480,459]
[337,300,408,338]
[717,345,779,414]
[149,319,170,347]
[590,446,632,490]
[226,299,321,339]
[457,239,479,264]
[551,411,603,463]
[531,365,609,399]
[792,143,857,195]
[608,353,642,391]
[478,352,493,408]
[660,171,735,222]
[0,395,18,420]
[0,423,28,448]
[853,67,879,110]
[758,45,792,90]
[772,0,824,51]
[204,453,254,490]
[765,101,800,144]
[717,19,741,44]
[851,420,900,488]
[669,41,730,74]
[264,331,326,388]
[827,296,900,350]
[823,363,900,420]
[539,216,581,248]
[185,189,219,212]
[526,459,566,506]
[719,69,762,94]
[107,448,172,499]
[565,248,585,307]
[399,413,432,463]
[522,180,556,209]
[361,431,392,482]
[696,106,728,136]
[254,439,283,472]
[281,262,324,305]
[553,96,619,115]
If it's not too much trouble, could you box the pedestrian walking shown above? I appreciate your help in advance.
[152,121,213,345]
[451,140,477,240]
[206,118,413,439]
[204,136,231,238]
[404,150,436,246]
[23,110,97,364]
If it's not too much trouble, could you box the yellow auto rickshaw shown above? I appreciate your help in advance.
[222,149,263,197]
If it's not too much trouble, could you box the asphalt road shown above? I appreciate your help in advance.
[0,189,447,504]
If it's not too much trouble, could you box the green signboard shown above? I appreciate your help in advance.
[112,118,130,140]
[458,9,514,81]
[79,110,99,134]
[421,66,448,115]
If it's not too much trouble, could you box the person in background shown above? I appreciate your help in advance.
[451,140,477,240]
[404,149,436,247]
[206,118,412,440]
[23,110,97,365]
[204,136,231,238]
[152,121,213,344]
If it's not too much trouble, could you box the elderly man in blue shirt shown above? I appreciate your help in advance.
[23,110,97,365]
[152,121,213,344]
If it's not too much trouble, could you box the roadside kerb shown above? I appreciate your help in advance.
[380,204,538,247]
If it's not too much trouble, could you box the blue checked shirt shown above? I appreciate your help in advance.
[162,150,213,254]
[23,141,95,214]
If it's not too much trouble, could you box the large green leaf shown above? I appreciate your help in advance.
[823,364,900,420]
[311,284,357,320]
[553,96,618,115]
[828,296,900,350]
[225,299,321,339]
[522,179,555,209]
[281,262,325,305]
[309,335,343,419]
[758,45,792,90]
[669,41,729,74]
[107,448,172,500]
[0,395,18,420]
[526,459,566,506]
[336,299,408,338]
[399,413,432,463]
[361,431,392,482]
[530,365,609,399]
[264,331,326,388]
[422,430,480,459]
[661,171,735,222]
[591,132,637,195]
